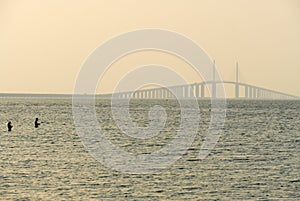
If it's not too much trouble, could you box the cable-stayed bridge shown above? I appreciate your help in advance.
[100,64,299,100]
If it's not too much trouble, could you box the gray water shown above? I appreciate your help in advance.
[0,98,299,200]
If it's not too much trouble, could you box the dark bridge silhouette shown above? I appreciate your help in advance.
[100,63,299,100]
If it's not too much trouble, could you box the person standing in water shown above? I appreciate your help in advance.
[7,121,13,132]
[34,118,40,128]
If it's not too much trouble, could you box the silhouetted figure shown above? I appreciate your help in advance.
[7,121,13,132]
[34,118,40,128]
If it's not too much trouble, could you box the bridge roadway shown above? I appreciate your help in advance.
[99,81,299,100]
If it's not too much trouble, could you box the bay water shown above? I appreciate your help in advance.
[0,98,299,200]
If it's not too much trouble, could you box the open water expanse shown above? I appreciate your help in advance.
[0,98,299,200]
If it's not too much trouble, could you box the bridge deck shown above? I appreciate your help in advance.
[99,81,299,99]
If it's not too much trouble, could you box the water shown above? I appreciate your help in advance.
[0,98,299,200]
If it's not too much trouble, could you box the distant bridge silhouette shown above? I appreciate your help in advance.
[100,63,299,100]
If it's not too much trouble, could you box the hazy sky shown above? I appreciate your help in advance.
[1,0,300,96]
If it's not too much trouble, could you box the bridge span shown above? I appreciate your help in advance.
[100,81,298,100]
[99,63,299,100]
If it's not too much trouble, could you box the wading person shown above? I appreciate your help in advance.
[7,121,13,132]
[34,118,40,128]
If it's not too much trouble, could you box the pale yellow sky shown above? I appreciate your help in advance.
[1,0,300,96]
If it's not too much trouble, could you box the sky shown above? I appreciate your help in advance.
[1,0,300,96]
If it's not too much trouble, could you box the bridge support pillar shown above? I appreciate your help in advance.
[253,88,257,99]
[190,85,195,97]
[212,82,216,99]
[195,84,199,98]
[201,84,205,98]
[180,86,184,98]
[162,89,166,99]
[245,86,248,98]
[257,89,261,99]
[249,87,252,99]
[235,83,239,99]
[235,62,239,98]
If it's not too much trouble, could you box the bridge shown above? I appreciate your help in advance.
[100,63,299,100]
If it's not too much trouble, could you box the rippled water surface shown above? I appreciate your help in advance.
[0,98,299,200]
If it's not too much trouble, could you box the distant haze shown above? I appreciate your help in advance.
[1,0,300,96]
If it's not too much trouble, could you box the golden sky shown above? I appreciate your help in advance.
[1,0,300,96]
